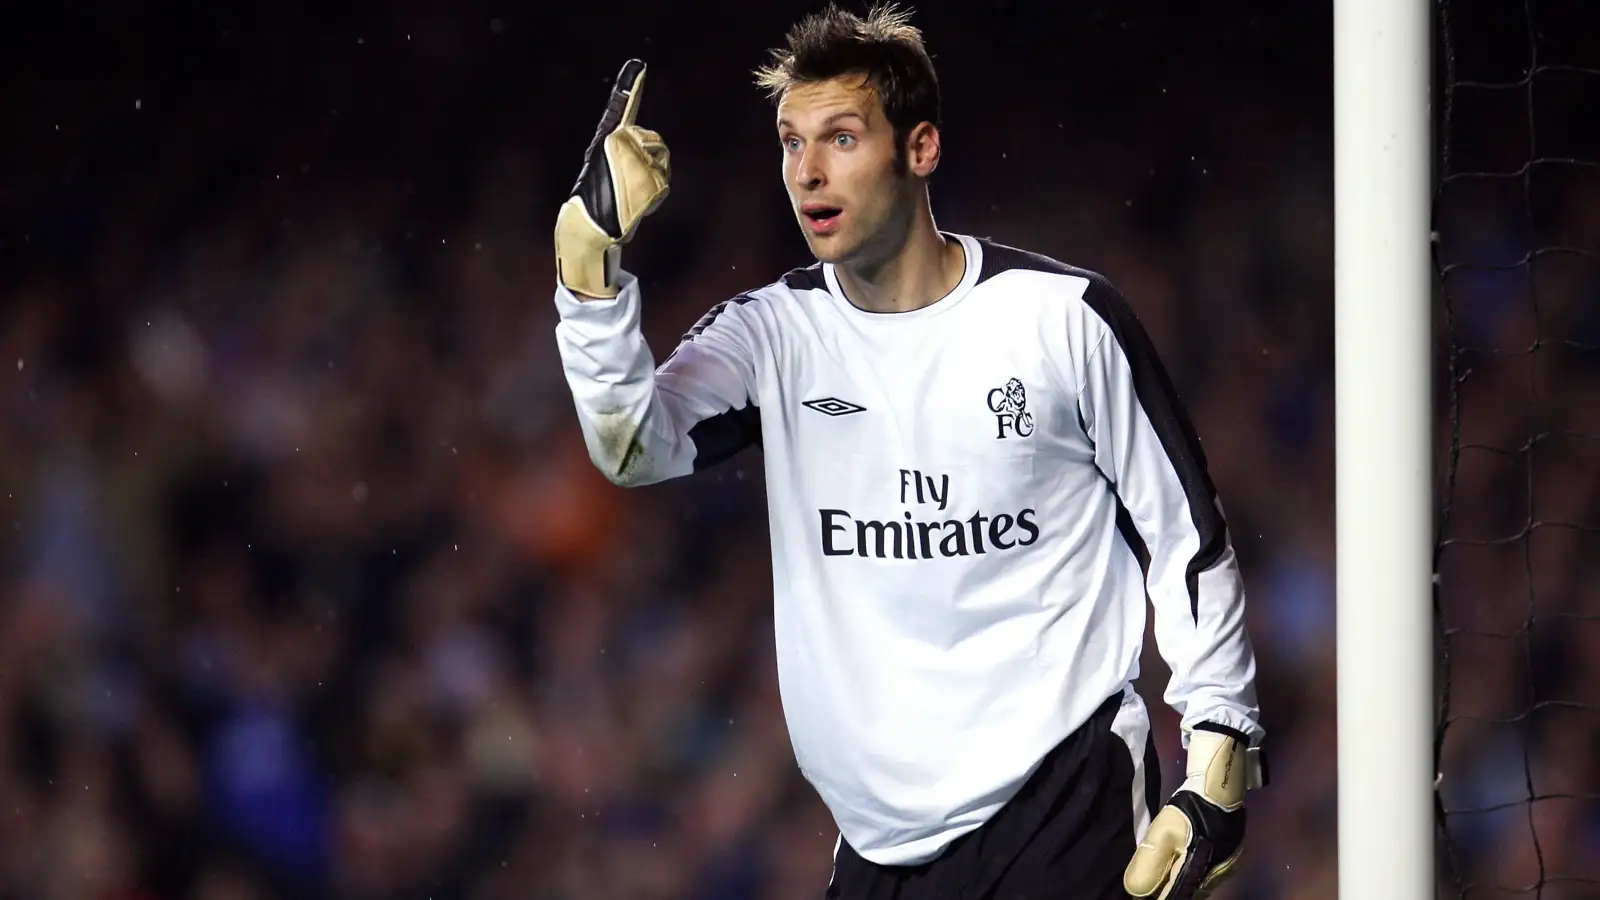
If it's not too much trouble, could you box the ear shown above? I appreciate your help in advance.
[905,122,941,177]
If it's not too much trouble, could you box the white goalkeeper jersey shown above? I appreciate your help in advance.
[551,233,1263,866]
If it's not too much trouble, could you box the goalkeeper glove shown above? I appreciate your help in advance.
[554,58,672,299]
[1123,724,1267,900]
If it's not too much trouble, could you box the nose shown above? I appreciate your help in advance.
[794,149,824,190]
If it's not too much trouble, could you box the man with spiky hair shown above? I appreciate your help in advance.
[550,5,1268,898]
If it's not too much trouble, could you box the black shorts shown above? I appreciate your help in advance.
[824,692,1160,900]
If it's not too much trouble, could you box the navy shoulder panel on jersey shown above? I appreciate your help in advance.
[684,263,825,344]
[971,239,1147,349]
[972,239,1166,338]
[974,238,1099,285]
[683,261,823,344]
[781,263,827,293]
[681,294,759,344]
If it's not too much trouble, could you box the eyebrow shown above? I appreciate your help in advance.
[777,111,868,131]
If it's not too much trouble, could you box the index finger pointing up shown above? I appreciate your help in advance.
[604,58,647,132]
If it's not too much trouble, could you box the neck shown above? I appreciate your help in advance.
[834,200,964,314]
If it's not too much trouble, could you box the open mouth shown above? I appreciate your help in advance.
[800,203,851,230]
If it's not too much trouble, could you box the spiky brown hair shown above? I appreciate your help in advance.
[753,3,941,167]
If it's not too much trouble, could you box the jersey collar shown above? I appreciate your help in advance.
[821,232,983,324]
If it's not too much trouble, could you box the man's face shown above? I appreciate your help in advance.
[777,75,913,266]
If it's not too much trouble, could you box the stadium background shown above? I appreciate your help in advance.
[1,1,1594,898]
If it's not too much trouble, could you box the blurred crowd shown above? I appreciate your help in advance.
[0,2,1595,899]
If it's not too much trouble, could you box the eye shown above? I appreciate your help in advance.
[782,136,802,153]
[832,133,856,148]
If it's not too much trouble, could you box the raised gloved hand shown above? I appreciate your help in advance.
[554,58,671,299]
[1124,725,1266,899]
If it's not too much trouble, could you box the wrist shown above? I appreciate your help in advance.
[1180,726,1265,811]
[555,197,623,298]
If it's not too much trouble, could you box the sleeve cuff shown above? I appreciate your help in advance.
[1193,721,1251,745]
[1191,721,1270,789]
[1182,706,1264,747]
[554,269,640,322]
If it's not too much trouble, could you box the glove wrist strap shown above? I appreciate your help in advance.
[555,197,622,298]
[1183,730,1262,811]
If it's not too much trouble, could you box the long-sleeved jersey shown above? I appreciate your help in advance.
[552,233,1263,866]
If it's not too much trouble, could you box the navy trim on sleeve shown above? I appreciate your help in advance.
[977,238,1228,624]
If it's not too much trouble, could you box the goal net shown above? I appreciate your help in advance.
[1432,0,1600,895]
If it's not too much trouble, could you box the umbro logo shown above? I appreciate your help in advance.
[802,397,866,417]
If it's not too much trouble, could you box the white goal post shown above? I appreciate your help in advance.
[1334,0,1435,896]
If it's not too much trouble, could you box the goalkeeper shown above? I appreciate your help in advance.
[550,5,1268,898]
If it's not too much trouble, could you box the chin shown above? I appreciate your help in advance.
[804,228,869,266]
[806,245,847,265]
[802,237,846,264]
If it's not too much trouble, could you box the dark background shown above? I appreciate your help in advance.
[0,1,1594,898]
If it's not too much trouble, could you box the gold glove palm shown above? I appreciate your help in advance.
[1124,727,1264,899]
